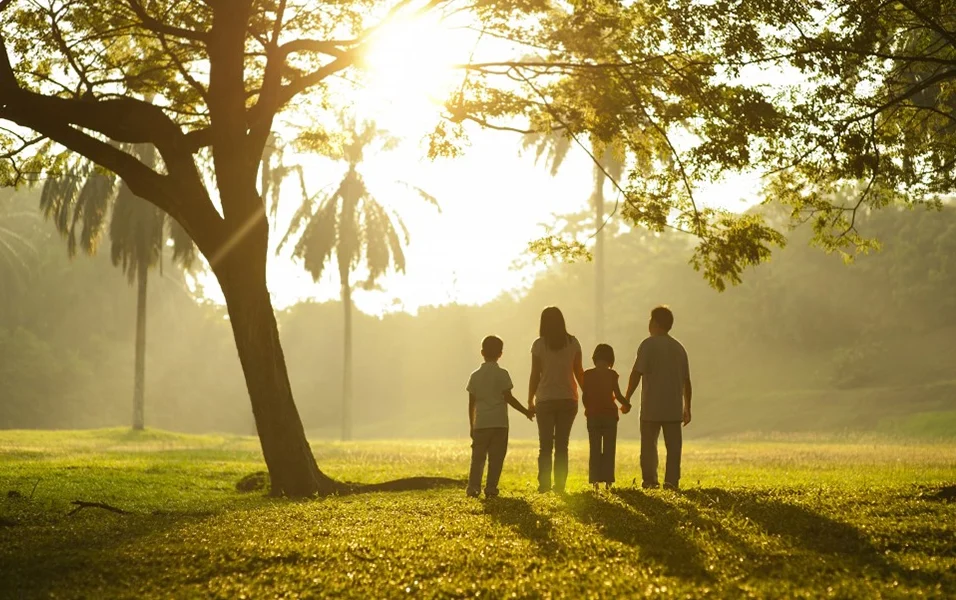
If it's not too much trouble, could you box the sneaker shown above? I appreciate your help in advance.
[662,482,680,491]
[641,481,660,489]
[537,485,551,494]
[485,490,499,498]
[466,489,480,498]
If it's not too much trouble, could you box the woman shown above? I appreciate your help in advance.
[528,306,584,493]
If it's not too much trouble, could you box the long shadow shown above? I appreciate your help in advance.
[562,489,711,580]
[685,488,881,557]
[683,488,940,586]
[481,497,560,555]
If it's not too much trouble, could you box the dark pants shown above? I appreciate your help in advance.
[468,427,509,496]
[640,420,682,487]
[535,399,577,492]
[587,416,618,484]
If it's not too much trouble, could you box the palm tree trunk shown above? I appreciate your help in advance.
[216,234,335,497]
[593,161,606,342]
[131,263,147,430]
[342,282,353,442]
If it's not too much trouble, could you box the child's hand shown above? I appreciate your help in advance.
[526,407,535,421]
[620,403,632,415]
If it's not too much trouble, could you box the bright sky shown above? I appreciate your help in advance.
[194,7,761,317]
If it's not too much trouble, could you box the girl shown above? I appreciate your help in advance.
[582,343,631,489]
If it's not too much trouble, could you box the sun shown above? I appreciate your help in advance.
[355,13,472,134]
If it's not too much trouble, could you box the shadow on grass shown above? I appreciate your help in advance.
[562,489,712,580]
[685,488,880,557]
[482,497,560,555]
[683,488,941,586]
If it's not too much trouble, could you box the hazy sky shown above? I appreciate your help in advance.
[194,10,762,316]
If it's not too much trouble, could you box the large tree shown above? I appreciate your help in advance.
[0,1,793,495]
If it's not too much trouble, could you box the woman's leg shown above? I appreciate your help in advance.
[553,399,578,492]
[535,402,556,492]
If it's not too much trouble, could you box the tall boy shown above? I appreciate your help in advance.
[624,306,692,490]
[466,335,534,498]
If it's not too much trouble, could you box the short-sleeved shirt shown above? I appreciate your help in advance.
[632,334,690,422]
[466,362,514,429]
[582,367,621,420]
[531,335,582,402]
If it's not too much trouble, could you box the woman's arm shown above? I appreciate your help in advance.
[573,349,585,390]
[528,354,542,410]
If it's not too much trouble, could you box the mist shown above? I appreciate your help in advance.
[3,188,955,441]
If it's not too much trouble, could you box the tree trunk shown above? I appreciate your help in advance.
[342,282,353,442]
[216,240,336,497]
[593,161,606,342]
[131,264,147,431]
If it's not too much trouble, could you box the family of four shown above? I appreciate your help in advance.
[466,305,693,498]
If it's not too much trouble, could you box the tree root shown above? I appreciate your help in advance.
[237,472,464,498]
[68,501,129,516]
[326,476,464,496]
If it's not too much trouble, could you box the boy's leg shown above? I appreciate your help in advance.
[604,417,618,485]
[535,402,556,492]
[484,428,509,496]
[661,422,683,489]
[640,420,661,488]
[467,429,492,496]
[552,399,578,492]
[586,418,601,484]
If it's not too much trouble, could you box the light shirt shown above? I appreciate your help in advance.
[632,334,690,422]
[466,361,514,430]
[531,335,582,402]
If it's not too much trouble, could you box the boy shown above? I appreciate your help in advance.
[466,335,534,498]
[624,306,692,490]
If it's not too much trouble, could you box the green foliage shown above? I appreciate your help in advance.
[1,431,954,598]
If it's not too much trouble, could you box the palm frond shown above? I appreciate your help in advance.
[395,181,441,214]
[292,196,338,283]
[277,189,319,255]
[75,168,117,256]
[166,216,197,270]
[362,201,392,285]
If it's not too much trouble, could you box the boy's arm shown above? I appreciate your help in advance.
[505,391,533,420]
[468,393,476,433]
[682,379,693,426]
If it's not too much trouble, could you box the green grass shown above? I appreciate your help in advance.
[1,429,954,599]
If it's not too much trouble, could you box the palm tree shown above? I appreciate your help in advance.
[279,119,439,441]
[522,133,624,340]
[40,143,195,430]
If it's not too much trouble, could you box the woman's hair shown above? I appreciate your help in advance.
[539,306,570,351]
[592,343,615,367]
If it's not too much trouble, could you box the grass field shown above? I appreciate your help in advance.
[1,429,954,599]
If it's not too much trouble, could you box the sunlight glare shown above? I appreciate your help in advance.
[357,14,470,135]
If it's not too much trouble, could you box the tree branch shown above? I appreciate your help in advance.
[127,0,208,42]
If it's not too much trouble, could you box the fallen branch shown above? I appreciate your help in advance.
[68,500,129,516]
